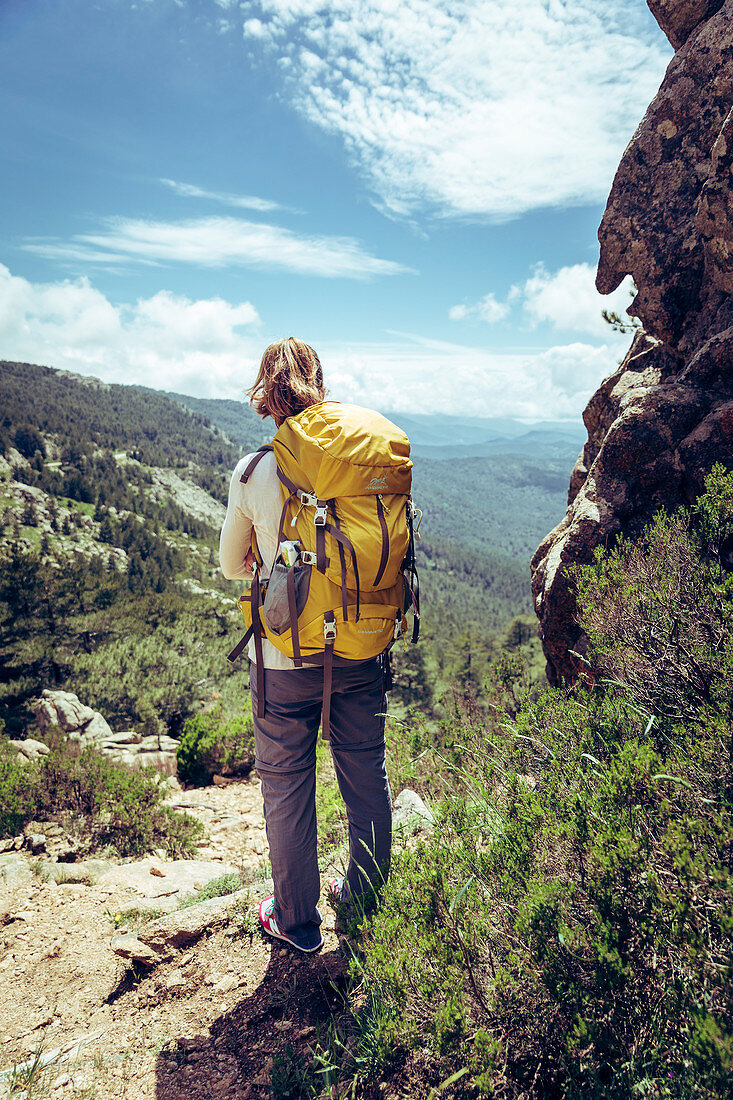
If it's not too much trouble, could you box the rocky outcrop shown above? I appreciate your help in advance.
[33,689,114,744]
[532,1,733,684]
[111,888,248,966]
[30,689,179,772]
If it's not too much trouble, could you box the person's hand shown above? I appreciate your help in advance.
[244,547,256,574]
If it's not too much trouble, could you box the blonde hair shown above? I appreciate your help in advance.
[247,337,326,426]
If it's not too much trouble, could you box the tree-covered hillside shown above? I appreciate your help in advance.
[0,361,241,472]
[0,361,556,736]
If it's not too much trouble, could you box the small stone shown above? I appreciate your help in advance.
[52,1072,70,1089]
[166,969,186,990]
[298,1026,316,1039]
[149,865,165,878]
[213,974,238,993]
[25,833,46,854]
[111,932,162,966]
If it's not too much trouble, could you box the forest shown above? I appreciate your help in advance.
[0,361,553,739]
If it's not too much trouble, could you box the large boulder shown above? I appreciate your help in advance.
[532,1,733,684]
[32,689,113,744]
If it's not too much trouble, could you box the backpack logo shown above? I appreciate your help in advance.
[367,476,387,489]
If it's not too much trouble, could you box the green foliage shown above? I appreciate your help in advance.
[176,706,255,786]
[575,468,733,726]
[345,468,733,1098]
[0,738,202,855]
[270,1043,317,1099]
[0,543,246,738]
[0,738,33,835]
[0,360,240,472]
[177,872,244,909]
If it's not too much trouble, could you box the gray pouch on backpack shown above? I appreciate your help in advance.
[262,564,311,635]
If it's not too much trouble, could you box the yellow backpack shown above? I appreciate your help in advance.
[227,402,421,737]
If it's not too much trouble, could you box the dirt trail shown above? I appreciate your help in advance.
[0,776,350,1100]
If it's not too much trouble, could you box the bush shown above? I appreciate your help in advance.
[341,468,733,1099]
[176,706,255,786]
[0,738,203,856]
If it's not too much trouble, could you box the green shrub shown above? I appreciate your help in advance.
[176,706,255,786]
[343,467,733,1099]
[0,738,33,835]
[0,738,203,856]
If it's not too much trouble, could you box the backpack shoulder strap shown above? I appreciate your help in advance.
[239,445,273,484]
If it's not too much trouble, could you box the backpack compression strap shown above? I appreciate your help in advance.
[322,611,336,741]
[251,569,266,718]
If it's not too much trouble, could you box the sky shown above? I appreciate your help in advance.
[0,0,672,420]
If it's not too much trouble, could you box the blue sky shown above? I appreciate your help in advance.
[0,0,671,418]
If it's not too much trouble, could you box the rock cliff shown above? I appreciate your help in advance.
[532,0,733,684]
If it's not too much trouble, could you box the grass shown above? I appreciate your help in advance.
[177,872,244,909]
[110,905,166,932]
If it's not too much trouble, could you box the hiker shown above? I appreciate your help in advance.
[219,337,416,953]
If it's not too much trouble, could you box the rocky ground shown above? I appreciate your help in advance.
[0,776,366,1100]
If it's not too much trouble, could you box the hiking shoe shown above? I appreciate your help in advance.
[328,876,346,904]
[258,895,323,953]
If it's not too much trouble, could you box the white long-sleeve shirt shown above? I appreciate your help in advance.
[219,450,296,670]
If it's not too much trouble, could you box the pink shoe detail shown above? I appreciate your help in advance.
[258,895,324,953]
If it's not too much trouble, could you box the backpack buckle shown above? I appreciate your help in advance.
[324,619,337,644]
[314,504,328,526]
[299,491,319,508]
[300,550,317,566]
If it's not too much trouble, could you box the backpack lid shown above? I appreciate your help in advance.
[273,402,412,499]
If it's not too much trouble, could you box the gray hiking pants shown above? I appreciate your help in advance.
[249,657,392,938]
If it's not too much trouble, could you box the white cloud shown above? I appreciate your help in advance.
[0,262,628,418]
[0,264,262,397]
[243,17,268,37]
[521,262,636,338]
[450,262,635,341]
[318,333,624,420]
[160,178,285,213]
[449,293,510,324]
[23,216,412,279]
[235,0,671,221]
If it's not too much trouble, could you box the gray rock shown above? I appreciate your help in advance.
[139,735,179,752]
[393,788,435,834]
[9,738,50,761]
[111,933,162,966]
[131,750,177,772]
[77,712,114,744]
[42,859,113,885]
[136,889,249,955]
[0,853,33,889]
[33,690,97,734]
[25,834,46,854]
[31,690,114,746]
[532,1,733,684]
[100,731,141,746]
[98,858,240,904]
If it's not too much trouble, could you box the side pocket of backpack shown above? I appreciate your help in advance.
[262,563,312,635]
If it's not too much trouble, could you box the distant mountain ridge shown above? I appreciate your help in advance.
[163,390,585,464]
